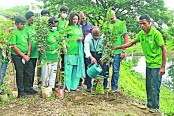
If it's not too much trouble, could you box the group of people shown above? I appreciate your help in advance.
[0,5,166,113]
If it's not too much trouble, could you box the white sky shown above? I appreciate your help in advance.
[0,0,173,9]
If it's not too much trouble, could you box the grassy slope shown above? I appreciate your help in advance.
[126,40,174,55]
[119,61,174,114]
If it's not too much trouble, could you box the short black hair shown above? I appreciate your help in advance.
[15,16,26,24]
[48,17,58,27]
[25,11,34,19]
[60,5,69,12]
[41,10,50,16]
[139,14,151,22]
[79,11,86,16]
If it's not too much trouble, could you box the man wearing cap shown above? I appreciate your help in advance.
[40,17,59,91]
[110,11,128,93]
[84,26,108,92]
[24,11,38,94]
[113,14,166,113]
[10,16,34,98]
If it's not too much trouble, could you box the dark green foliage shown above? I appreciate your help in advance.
[33,18,50,51]
[0,19,13,62]
[38,0,170,34]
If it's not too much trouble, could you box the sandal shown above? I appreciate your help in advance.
[64,87,70,93]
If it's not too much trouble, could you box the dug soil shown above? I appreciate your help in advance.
[0,64,162,116]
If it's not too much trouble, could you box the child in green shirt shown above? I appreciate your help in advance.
[10,16,36,98]
[40,17,59,90]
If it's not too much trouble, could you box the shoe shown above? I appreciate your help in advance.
[78,82,82,86]
[18,93,25,98]
[18,95,25,98]
[86,87,91,92]
[104,88,109,92]
[25,88,38,94]
[149,108,159,113]
[55,82,59,88]
[111,89,117,93]
[64,87,70,93]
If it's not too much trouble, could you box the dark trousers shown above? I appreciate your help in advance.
[84,51,108,89]
[12,55,33,96]
[146,68,162,109]
[30,58,37,87]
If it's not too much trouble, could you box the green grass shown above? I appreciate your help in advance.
[126,40,174,55]
[126,43,143,55]
[119,61,174,115]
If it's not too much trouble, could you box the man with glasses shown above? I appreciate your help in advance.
[79,11,93,86]
[79,11,93,39]
[84,26,108,92]
[112,14,166,113]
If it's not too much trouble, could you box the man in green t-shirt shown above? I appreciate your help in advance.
[57,5,69,32]
[110,11,128,93]
[113,14,166,113]
[10,16,36,98]
[25,11,38,92]
[54,6,69,87]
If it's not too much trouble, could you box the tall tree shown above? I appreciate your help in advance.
[38,0,170,35]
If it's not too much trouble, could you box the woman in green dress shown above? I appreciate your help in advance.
[64,12,85,92]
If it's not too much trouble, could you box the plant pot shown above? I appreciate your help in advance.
[56,89,64,99]
[11,90,18,98]
[0,94,8,102]
[41,86,52,98]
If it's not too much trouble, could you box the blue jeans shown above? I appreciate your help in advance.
[1,62,8,82]
[146,68,162,109]
[111,54,121,90]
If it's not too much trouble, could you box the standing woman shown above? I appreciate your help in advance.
[64,12,85,92]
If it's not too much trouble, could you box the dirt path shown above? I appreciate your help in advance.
[0,88,162,116]
[0,64,162,116]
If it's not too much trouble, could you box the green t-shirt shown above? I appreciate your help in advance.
[40,30,59,62]
[114,19,127,54]
[25,25,38,58]
[134,27,164,68]
[57,18,68,37]
[57,18,67,31]
[66,25,83,55]
[10,29,29,55]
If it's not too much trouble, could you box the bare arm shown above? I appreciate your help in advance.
[27,41,31,56]
[120,33,129,58]
[122,33,128,50]
[159,45,167,75]
[114,40,136,50]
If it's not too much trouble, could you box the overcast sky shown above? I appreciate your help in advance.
[0,0,173,9]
